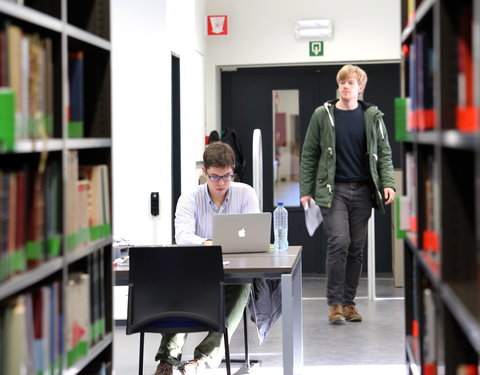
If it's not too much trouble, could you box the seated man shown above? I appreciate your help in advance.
[155,141,260,375]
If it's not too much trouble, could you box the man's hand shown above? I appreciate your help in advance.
[203,240,213,246]
[383,188,395,206]
[300,195,312,208]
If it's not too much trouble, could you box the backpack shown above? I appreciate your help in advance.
[221,128,246,182]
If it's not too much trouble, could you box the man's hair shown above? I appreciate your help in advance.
[336,64,368,89]
[203,141,236,170]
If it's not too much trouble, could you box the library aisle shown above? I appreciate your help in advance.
[113,276,407,375]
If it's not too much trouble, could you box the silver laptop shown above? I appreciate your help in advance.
[212,212,272,253]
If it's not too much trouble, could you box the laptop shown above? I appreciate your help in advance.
[212,212,272,253]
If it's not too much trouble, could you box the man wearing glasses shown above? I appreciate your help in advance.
[154,141,260,375]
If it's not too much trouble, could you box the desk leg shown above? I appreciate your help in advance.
[293,259,303,372]
[282,259,303,375]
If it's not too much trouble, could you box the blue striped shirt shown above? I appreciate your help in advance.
[175,182,260,245]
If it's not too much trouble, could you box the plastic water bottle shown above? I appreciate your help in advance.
[273,202,289,251]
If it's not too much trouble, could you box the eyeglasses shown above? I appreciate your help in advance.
[206,172,234,182]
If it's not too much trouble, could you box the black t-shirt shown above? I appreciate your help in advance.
[334,106,369,182]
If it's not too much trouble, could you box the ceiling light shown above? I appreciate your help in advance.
[294,19,333,39]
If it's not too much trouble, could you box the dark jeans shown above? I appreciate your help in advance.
[320,183,372,306]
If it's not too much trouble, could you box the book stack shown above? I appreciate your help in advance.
[0,23,54,144]
[0,161,62,283]
[0,280,62,374]
[66,151,111,252]
[407,33,436,131]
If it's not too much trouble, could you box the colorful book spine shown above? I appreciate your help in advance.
[0,88,15,152]
[68,52,85,138]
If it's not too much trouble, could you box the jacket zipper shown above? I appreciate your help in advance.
[325,103,335,128]
[378,119,384,140]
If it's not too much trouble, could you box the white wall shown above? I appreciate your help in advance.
[111,0,401,245]
[167,0,207,190]
[111,0,170,245]
[205,0,401,132]
[112,0,207,245]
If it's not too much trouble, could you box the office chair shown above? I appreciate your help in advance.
[126,245,232,375]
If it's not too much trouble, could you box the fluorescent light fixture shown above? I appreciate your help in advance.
[295,19,333,39]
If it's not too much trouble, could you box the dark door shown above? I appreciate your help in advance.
[221,64,400,274]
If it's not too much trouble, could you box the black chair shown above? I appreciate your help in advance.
[126,245,232,375]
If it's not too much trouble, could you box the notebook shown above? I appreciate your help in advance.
[212,212,272,253]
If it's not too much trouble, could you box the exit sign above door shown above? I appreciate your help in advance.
[309,41,324,56]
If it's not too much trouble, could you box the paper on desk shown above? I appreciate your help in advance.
[303,198,323,236]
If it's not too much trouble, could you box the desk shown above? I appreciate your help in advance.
[115,246,303,375]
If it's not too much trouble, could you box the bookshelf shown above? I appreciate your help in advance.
[397,0,480,374]
[0,0,112,374]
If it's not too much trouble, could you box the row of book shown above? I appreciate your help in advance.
[66,151,111,252]
[0,22,54,151]
[404,31,435,132]
[398,3,478,134]
[0,162,62,282]
[0,281,62,375]
[0,250,107,374]
[421,287,479,375]
[0,155,111,283]
[456,3,476,132]
[396,152,440,270]
[0,21,87,152]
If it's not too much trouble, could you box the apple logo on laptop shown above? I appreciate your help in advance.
[237,228,246,238]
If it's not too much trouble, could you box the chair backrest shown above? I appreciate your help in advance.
[126,245,225,335]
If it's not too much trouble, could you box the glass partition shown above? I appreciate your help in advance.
[272,89,300,207]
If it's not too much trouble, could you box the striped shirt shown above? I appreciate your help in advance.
[175,182,260,245]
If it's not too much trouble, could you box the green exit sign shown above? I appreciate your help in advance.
[309,41,324,56]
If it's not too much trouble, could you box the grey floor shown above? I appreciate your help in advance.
[113,275,408,375]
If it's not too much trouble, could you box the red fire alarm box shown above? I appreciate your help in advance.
[207,15,228,35]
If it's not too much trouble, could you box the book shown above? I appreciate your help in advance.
[405,152,417,233]
[0,88,15,152]
[66,272,91,367]
[66,151,79,251]
[79,165,111,239]
[456,4,475,132]
[45,161,62,258]
[415,33,435,130]
[32,286,51,374]
[26,170,46,269]
[0,30,6,86]
[43,38,54,137]
[422,288,437,374]
[6,24,24,140]
[15,170,27,273]
[7,173,17,278]
[3,295,35,374]
[0,171,8,281]
[68,52,85,138]
[394,97,407,141]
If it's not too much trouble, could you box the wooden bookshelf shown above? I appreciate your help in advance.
[398,0,480,374]
[0,0,112,373]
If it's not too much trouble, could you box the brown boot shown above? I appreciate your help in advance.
[328,304,345,324]
[154,361,173,375]
[178,357,207,375]
[343,304,362,322]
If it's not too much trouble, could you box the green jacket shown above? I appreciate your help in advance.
[300,100,396,214]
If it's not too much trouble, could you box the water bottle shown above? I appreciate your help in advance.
[273,202,289,251]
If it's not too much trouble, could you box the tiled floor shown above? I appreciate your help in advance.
[113,275,407,375]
